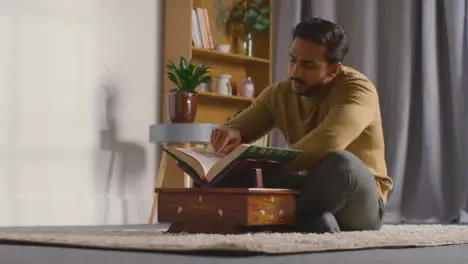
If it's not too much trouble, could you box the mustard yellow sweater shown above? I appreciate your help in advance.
[223,66,393,203]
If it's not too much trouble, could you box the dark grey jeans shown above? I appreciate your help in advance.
[265,150,385,232]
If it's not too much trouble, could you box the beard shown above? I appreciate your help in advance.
[290,77,326,97]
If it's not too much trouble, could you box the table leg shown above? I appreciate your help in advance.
[148,149,168,224]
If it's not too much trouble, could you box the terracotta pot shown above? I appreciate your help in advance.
[167,92,198,123]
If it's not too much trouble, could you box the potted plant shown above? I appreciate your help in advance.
[228,0,270,56]
[166,56,211,123]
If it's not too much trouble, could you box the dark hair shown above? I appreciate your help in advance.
[292,17,348,64]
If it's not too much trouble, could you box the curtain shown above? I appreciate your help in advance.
[271,0,468,224]
[0,0,161,226]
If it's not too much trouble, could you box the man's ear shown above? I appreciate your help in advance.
[325,63,341,82]
[328,63,342,77]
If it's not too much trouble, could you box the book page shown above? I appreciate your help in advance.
[175,148,226,175]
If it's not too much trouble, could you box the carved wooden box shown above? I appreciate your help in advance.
[155,188,299,234]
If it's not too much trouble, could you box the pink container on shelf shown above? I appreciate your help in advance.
[237,77,255,98]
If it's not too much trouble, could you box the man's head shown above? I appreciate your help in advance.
[288,17,348,95]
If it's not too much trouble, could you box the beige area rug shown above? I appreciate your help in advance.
[0,225,467,254]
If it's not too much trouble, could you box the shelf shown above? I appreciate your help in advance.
[192,47,270,65]
[198,91,254,103]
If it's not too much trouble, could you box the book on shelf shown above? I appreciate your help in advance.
[163,144,302,188]
[191,7,215,49]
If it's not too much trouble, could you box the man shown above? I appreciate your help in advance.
[210,17,393,233]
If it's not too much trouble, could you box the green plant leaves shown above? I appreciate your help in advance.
[166,56,211,93]
[259,7,269,14]
[253,14,269,32]
[167,72,180,87]
[230,0,270,34]
[179,56,188,70]
[244,9,258,24]
[232,4,244,20]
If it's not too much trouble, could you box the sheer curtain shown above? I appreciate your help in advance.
[271,0,468,223]
[0,0,161,226]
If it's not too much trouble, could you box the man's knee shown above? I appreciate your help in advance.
[299,150,382,231]
[298,151,365,207]
[314,151,357,187]
[322,150,364,171]
[320,150,372,183]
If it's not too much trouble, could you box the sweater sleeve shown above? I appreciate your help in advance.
[284,81,378,171]
[222,84,276,143]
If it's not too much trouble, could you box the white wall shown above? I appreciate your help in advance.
[0,0,163,226]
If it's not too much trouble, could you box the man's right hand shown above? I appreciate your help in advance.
[210,127,242,154]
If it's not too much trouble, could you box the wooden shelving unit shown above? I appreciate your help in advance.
[161,0,274,125]
[192,47,271,64]
[198,91,254,103]
[157,0,273,189]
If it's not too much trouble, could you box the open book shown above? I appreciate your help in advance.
[162,144,302,187]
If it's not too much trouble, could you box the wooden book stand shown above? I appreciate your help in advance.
[155,160,300,234]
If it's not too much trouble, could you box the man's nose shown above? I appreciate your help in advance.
[291,64,303,77]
